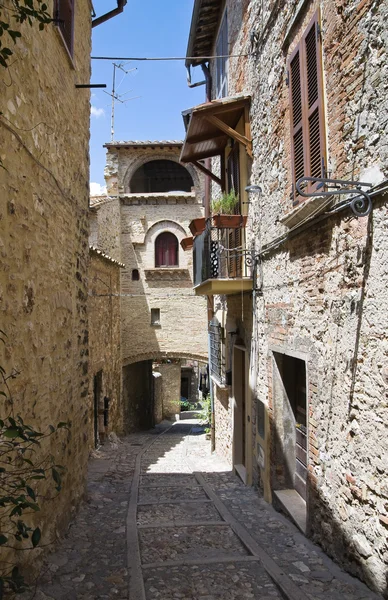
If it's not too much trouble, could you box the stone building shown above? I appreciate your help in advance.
[182,0,388,595]
[0,0,128,585]
[0,0,93,581]
[88,247,124,445]
[90,141,208,428]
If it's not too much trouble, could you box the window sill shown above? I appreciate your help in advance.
[144,268,191,281]
[54,26,75,70]
[280,194,334,229]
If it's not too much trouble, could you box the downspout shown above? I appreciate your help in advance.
[92,0,127,28]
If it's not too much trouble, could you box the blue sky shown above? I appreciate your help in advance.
[90,0,204,191]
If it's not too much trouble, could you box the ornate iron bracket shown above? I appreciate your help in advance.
[296,177,373,217]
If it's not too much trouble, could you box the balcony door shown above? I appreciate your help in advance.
[227,143,242,278]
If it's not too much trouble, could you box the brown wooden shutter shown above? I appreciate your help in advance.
[289,10,326,205]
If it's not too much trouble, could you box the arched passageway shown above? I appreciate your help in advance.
[129,160,194,193]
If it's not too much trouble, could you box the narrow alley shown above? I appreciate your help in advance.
[24,419,378,600]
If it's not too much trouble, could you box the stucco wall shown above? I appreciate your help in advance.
[0,0,92,575]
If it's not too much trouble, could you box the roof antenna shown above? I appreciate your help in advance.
[103,62,140,141]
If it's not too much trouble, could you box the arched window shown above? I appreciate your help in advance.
[131,269,140,281]
[155,232,178,267]
[130,160,193,193]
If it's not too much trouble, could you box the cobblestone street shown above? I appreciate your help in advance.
[24,420,380,600]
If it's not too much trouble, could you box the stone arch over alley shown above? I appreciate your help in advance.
[90,141,208,434]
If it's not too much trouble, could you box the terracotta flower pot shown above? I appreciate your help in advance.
[189,217,206,236]
[212,214,247,228]
[180,236,194,251]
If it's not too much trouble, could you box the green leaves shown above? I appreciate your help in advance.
[0,1,53,68]
[31,527,41,548]
[0,353,70,595]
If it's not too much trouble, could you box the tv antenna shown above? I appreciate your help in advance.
[104,61,140,141]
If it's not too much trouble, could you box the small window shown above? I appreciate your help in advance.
[132,269,140,281]
[216,11,228,98]
[54,0,74,56]
[151,308,160,326]
[155,232,178,267]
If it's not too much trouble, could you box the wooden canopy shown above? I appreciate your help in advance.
[180,96,252,170]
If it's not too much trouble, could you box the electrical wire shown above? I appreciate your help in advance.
[91,54,252,62]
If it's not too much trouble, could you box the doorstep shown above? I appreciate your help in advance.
[273,489,307,534]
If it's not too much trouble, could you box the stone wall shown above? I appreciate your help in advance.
[202,0,388,593]
[0,0,92,576]
[88,250,123,442]
[155,361,182,419]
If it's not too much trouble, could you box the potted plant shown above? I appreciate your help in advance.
[189,217,206,236]
[211,190,247,228]
[180,236,194,251]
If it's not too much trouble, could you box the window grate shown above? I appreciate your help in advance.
[209,321,225,385]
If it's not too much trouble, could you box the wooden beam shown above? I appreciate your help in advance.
[192,160,222,186]
[188,129,226,144]
[205,115,253,158]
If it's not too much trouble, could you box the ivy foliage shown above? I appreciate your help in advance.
[0,330,69,597]
[0,0,52,68]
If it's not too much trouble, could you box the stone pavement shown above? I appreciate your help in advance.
[21,420,381,600]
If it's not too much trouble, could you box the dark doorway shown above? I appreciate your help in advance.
[93,370,103,448]
[273,353,307,499]
[233,347,247,483]
[122,361,154,432]
[130,160,193,193]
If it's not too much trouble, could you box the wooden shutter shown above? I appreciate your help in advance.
[55,0,74,55]
[289,11,326,205]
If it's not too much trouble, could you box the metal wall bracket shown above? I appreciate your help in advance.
[296,177,373,217]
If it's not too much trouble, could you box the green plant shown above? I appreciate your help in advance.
[198,395,211,431]
[180,399,190,412]
[210,189,239,215]
[0,1,52,68]
[0,330,69,597]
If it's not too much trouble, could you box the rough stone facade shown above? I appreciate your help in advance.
[0,0,92,577]
[185,0,388,595]
[91,143,209,426]
[88,249,123,443]
[154,361,182,419]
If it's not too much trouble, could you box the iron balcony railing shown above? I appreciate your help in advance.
[193,224,251,287]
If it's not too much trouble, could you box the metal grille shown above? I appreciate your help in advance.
[193,225,249,286]
[209,320,224,385]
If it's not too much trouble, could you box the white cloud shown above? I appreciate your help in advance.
[91,106,105,118]
[90,182,107,196]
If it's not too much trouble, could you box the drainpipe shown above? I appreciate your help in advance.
[92,0,127,28]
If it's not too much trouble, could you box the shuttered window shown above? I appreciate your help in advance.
[288,11,326,205]
[216,11,228,99]
[54,0,74,56]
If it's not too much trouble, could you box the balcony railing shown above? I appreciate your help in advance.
[193,224,252,289]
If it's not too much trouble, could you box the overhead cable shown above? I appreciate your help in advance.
[91,54,251,61]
